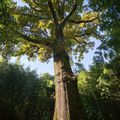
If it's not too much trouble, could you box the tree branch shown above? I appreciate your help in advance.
[73,38,87,44]
[68,16,98,24]
[48,0,58,25]
[12,10,52,21]
[25,0,42,12]
[30,6,42,12]
[32,0,40,7]
[93,31,104,39]
[61,0,66,17]
[73,31,93,44]
[56,0,63,19]
[17,32,50,47]
[61,0,78,26]
[14,44,33,56]
[12,9,40,18]
[75,32,92,38]
[28,45,39,60]
[56,0,61,12]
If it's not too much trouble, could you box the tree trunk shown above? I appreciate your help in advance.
[53,25,85,120]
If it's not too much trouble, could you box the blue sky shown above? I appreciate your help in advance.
[11,0,101,75]
[14,0,26,6]
[10,56,54,75]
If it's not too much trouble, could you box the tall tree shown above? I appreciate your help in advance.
[0,0,99,119]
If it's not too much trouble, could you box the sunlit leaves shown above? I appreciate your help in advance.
[0,0,101,62]
[77,71,90,93]
[38,46,52,62]
[38,20,53,30]
[82,11,99,24]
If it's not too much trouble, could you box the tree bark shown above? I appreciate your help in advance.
[53,25,85,120]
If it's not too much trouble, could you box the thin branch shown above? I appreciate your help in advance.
[30,6,42,12]
[56,0,63,19]
[25,0,42,12]
[73,38,80,44]
[12,9,40,18]
[74,31,103,43]
[48,0,58,25]
[61,0,66,17]
[75,32,92,38]
[56,0,61,11]
[73,38,87,44]
[93,31,104,39]
[32,0,40,7]
[12,10,52,21]
[19,34,41,44]
[68,16,98,24]
[62,0,78,26]
[73,31,93,44]
[14,45,32,56]
[28,45,39,60]
[17,32,50,47]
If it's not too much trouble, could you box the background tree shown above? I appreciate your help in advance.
[0,61,54,120]
[76,1,120,116]
[77,60,120,120]
[89,0,120,58]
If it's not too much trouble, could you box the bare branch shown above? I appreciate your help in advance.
[68,16,98,24]
[48,0,58,25]
[62,0,78,26]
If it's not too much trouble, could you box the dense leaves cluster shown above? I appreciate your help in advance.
[77,55,120,120]
[0,61,54,120]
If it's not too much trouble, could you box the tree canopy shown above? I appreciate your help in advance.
[0,0,100,61]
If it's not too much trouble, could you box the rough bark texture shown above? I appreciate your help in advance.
[53,25,85,120]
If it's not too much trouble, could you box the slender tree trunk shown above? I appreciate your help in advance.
[53,25,84,120]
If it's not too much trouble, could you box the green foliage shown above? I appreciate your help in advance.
[77,58,120,119]
[89,0,120,29]
[0,62,54,120]
[0,0,100,62]
[89,0,120,58]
